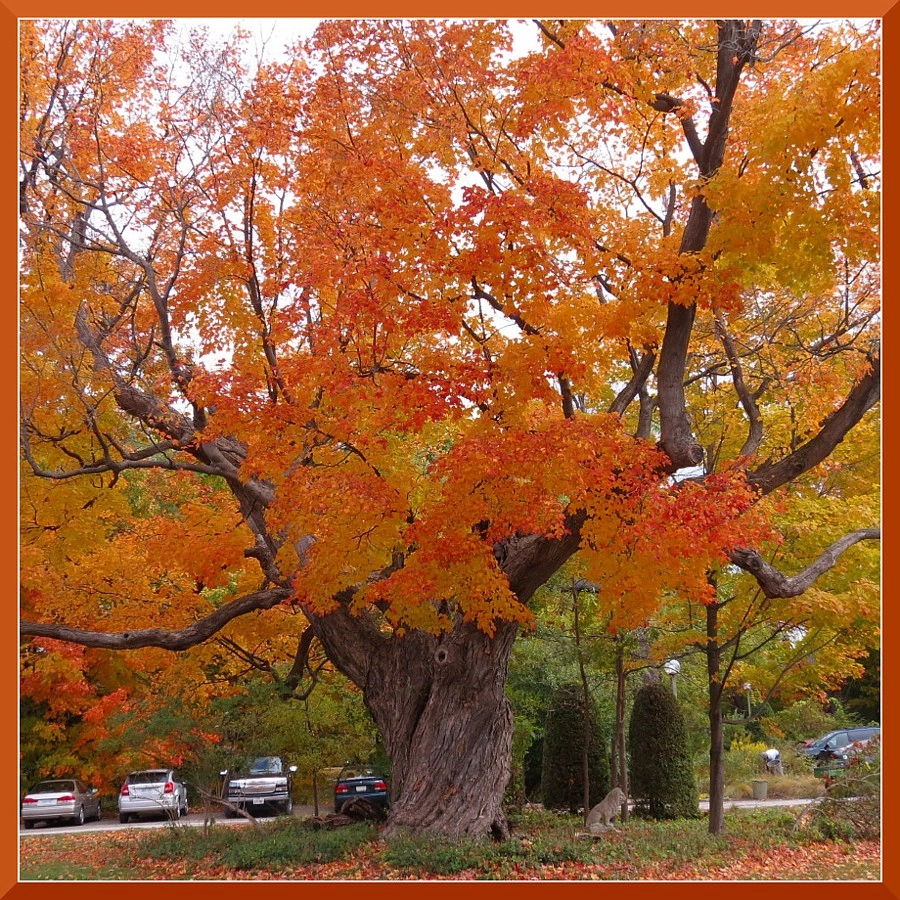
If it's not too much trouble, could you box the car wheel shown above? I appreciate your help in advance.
[75,806,85,826]
[119,813,130,824]
[283,795,293,816]
[225,807,237,819]
[23,820,34,830]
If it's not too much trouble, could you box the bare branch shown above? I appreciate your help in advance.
[609,347,656,417]
[471,279,541,337]
[20,588,292,650]
[284,626,322,696]
[532,19,566,50]
[728,529,880,598]
[714,314,764,458]
[749,348,879,494]
[649,93,704,165]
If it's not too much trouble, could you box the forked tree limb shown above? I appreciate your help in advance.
[728,529,880,598]
[747,351,880,495]
[656,22,762,473]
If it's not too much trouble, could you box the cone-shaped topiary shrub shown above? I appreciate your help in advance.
[628,680,699,819]
[541,683,610,813]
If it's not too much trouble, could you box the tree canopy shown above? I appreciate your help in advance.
[20,18,880,838]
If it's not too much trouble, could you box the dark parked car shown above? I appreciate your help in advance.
[21,779,102,829]
[804,726,881,763]
[333,764,390,814]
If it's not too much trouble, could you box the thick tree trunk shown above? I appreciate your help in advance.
[299,524,589,840]
[378,621,517,840]
[309,607,517,840]
[706,600,726,836]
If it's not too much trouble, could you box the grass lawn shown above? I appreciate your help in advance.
[19,806,880,881]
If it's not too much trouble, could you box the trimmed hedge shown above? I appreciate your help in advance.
[628,680,698,819]
[541,683,610,813]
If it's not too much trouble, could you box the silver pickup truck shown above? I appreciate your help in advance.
[221,756,297,817]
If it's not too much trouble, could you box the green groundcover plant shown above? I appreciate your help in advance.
[19,806,880,881]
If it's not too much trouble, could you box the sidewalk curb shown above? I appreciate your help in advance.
[698,798,816,810]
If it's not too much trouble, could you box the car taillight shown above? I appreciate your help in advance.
[56,795,75,803]
[374,781,387,791]
[336,784,349,794]
[22,797,38,804]
[164,782,174,794]
[120,784,130,796]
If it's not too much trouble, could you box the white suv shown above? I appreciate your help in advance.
[118,769,188,823]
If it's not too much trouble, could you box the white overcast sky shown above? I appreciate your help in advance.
[171,18,320,59]
[174,17,544,59]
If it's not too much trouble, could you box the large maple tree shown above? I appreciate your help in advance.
[20,18,879,839]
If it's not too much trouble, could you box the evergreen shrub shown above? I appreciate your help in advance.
[628,681,699,819]
[540,683,609,813]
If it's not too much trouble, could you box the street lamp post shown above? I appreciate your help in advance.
[743,682,752,719]
[663,659,681,698]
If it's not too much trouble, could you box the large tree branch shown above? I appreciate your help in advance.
[20,587,292,650]
[494,510,588,603]
[656,21,761,473]
[75,304,278,519]
[728,529,880,598]
[609,347,656,417]
[303,601,389,690]
[748,349,880,495]
[284,626,320,694]
[656,299,703,471]
[649,93,704,166]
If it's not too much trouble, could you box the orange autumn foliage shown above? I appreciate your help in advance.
[19,19,879,836]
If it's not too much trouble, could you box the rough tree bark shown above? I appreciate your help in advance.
[309,605,518,839]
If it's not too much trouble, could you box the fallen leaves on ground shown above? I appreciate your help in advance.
[19,830,880,881]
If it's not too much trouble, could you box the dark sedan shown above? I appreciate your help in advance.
[333,765,390,814]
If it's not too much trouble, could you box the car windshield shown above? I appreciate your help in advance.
[248,756,283,775]
[127,771,169,784]
[809,732,840,750]
[29,781,75,793]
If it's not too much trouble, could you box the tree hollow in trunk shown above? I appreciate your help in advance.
[312,611,518,841]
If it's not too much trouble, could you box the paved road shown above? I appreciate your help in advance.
[20,799,815,837]
[19,805,323,837]
[698,797,814,810]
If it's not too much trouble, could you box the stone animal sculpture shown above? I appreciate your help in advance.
[585,786,627,833]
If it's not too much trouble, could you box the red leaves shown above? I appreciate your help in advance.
[637,840,881,881]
